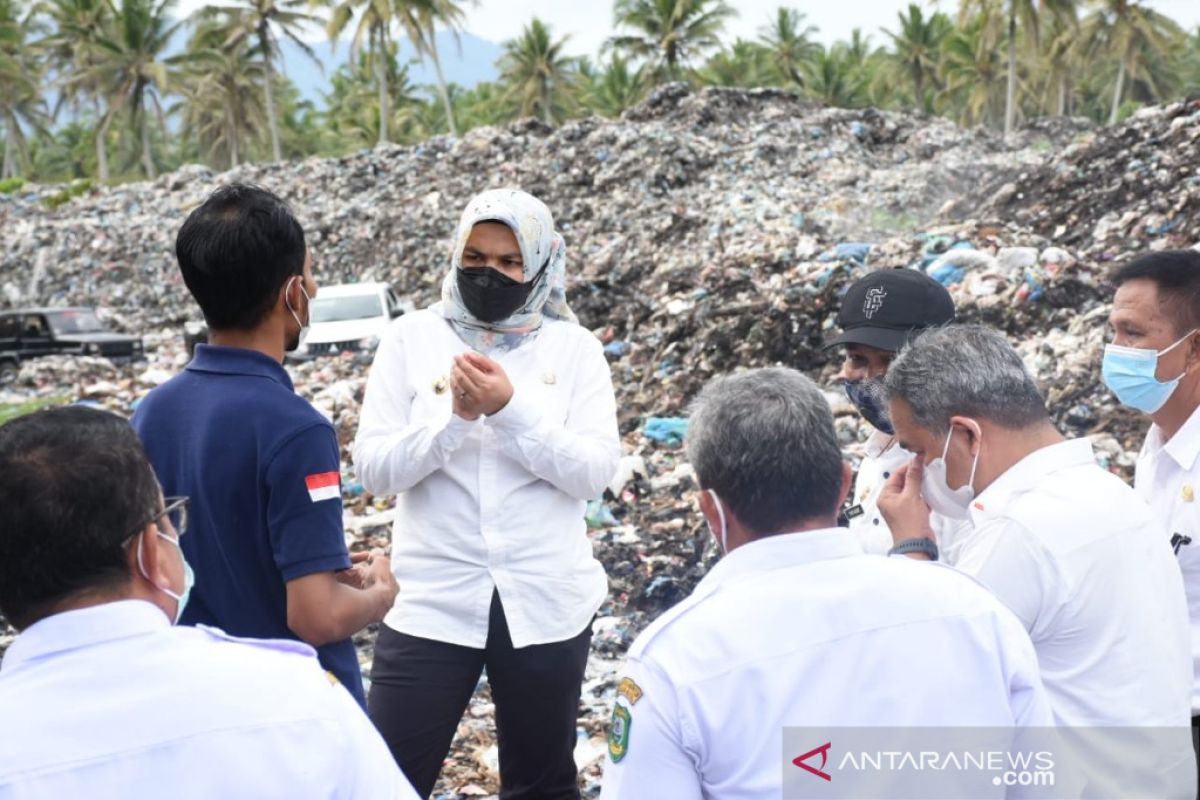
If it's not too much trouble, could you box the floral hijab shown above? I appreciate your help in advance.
[434,188,578,353]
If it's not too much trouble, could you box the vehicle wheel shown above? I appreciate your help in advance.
[0,360,17,386]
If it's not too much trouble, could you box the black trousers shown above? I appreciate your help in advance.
[368,591,592,800]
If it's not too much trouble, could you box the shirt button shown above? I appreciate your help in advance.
[873,519,880,526]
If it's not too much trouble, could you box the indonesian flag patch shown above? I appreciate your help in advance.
[305,471,340,503]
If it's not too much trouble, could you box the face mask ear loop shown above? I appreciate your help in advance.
[965,422,981,492]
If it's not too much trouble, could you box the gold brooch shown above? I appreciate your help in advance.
[432,376,448,395]
[1184,485,1194,503]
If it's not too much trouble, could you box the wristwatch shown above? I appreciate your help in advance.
[888,538,939,561]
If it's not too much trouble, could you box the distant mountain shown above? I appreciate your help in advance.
[279,31,503,108]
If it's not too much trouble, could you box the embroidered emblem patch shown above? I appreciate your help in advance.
[1183,485,1194,503]
[617,677,643,706]
[862,286,887,319]
[608,704,632,763]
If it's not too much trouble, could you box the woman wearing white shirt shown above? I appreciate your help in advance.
[353,189,619,799]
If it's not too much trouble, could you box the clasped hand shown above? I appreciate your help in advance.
[451,352,514,421]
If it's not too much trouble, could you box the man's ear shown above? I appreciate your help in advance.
[697,487,716,528]
[948,415,981,455]
[1185,331,1200,374]
[837,461,853,509]
[132,523,167,590]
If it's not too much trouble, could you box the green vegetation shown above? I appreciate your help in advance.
[0,0,1197,185]
[0,396,68,424]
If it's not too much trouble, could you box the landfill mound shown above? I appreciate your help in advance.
[0,86,1188,798]
[981,96,1200,250]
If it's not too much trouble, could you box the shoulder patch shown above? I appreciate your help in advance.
[608,704,632,763]
[617,677,643,706]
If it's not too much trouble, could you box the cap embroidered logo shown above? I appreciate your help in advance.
[863,287,887,319]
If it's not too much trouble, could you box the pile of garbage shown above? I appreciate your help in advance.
[1,85,1192,798]
[982,96,1200,254]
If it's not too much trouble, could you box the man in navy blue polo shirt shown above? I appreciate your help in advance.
[133,184,398,706]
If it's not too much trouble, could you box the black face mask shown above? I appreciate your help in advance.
[456,262,547,323]
[844,376,894,435]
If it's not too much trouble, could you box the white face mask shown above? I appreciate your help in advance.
[706,489,729,553]
[284,276,312,350]
[921,423,981,520]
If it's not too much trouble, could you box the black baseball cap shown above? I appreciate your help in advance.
[824,269,955,353]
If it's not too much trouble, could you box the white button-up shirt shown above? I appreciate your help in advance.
[960,438,1191,732]
[599,528,1053,800]
[849,430,973,560]
[353,309,619,648]
[0,600,418,800]
[1135,404,1200,713]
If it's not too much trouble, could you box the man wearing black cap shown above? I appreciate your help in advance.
[824,268,964,556]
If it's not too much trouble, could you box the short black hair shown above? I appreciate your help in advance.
[1112,251,1200,337]
[0,406,161,629]
[176,184,307,331]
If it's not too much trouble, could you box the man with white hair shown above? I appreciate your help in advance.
[600,367,1053,799]
[879,324,1194,796]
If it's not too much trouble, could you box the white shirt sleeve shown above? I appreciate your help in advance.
[487,334,620,501]
[331,683,422,799]
[352,326,478,495]
[954,518,1065,637]
[599,658,704,800]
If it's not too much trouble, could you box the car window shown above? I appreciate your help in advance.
[46,309,105,335]
[310,294,384,323]
[21,315,48,337]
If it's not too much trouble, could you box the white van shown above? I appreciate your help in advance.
[294,282,405,359]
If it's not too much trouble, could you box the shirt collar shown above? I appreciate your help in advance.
[697,528,864,593]
[1157,405,1200,472]
[1,600,169,674]
[864,429,897,459]
[186,344,293,391]
[970,438,1095,521]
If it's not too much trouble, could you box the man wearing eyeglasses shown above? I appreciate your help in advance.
[0,406,419,798]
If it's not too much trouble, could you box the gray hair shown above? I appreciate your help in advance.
[687,368,844,535]
[884,324,1047,435]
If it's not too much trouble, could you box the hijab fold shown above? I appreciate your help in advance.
[434,189,577,353]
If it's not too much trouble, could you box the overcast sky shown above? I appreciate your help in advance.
[174,0,1200,58]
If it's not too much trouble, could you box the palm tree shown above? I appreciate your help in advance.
[1082,0,1183,124]
[33,0,114,179]
[608,0,736,82]
[497,17,577,126]
[583,55,647,118]
[79,0,178,178]
[883,3,951,113]
[0,0,48,179]
[392,0,473,136]
[201,0,322,161]
[173,23,267,168]
[699,39,774,88]
[326,0,399,144]
[758,7,820,88]
[322,46,424,146]
[940,9,1006,126]
[803,44,869,107]
[960,0,1076,135]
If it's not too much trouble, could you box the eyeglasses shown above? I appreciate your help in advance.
[126,496,190,542]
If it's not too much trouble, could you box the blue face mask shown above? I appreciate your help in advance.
[137,530,195,625]
[1102,331,1196,414]
[844,376,894,435]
